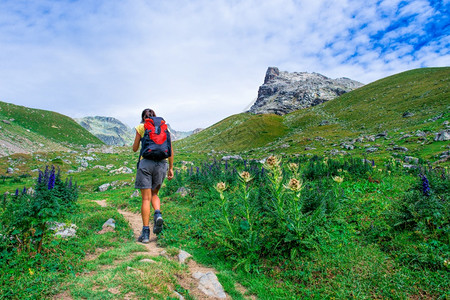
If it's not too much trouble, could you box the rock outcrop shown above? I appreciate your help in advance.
[248,67,364,115]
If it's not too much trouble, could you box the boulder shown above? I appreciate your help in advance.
[192,271,226,298]
[178,250,192,264]
[98,183,111,192]
[434,130,450,141]
[49,222,77,238]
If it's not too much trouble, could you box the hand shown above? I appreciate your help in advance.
[167,168,174,180]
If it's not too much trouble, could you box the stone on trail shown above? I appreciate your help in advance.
[192,271,226,299]
[178,250,192,264]
[173,291,185,300]
[139,258,156,264]
[103,218,116,229]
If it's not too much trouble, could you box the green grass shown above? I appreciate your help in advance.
[0,100,103,147]
[0,67,449,299]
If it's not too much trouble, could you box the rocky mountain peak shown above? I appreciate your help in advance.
[248,67,364,115]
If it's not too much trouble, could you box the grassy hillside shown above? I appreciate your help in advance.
[175,113,289,152]
[176,67,450,163]
[0,101,103,155]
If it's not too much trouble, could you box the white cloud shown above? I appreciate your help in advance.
[0,0,447,131]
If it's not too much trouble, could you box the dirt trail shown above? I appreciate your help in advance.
[94,199,229,299]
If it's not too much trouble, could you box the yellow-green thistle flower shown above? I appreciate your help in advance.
[239,171,253,183]
[264,155,281,169]
[284,178,303,192]
[288,162,299,172]
[333,176,344,183]
[215,182,227,192]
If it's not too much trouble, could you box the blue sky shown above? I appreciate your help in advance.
[0,0,448,131]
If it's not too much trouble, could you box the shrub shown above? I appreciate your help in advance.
[0,165,78,253]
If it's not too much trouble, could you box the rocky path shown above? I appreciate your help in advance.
[94,199,231,300]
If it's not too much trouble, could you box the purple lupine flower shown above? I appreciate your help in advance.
[22,186,27,195]
[48,168,55,190]
[420,174,430,196]
[15,188,19,196]
[244,160,247,168]
[371,160,375,167]
[69,177,73,189]
[44,165,49,181]
[225,160,228,170]
[38,170,43,184]
[196,167,199,174]
[261,167,265,176]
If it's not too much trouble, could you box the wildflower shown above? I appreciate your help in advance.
[29,268,34,276]
[38,170,43,184]
[264,155,280,169]
[284,178,303,192]
[15,188,19,196]
[48,168,55,190]
[215,182,227,192]
[371,160,375,167]
[288,163,299,172]
[337,169,342,173]
[378,169,382,172]
[22,187,27,195]
[181,165,188,171]
[444,259,449,268]
[323,157,329,165]
[333,176,344,183]
[239,171,253,183]
[420,174,430,197]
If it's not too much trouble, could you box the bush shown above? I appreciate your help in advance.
[0,166,78,253]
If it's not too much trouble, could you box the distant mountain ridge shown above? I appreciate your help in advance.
[75,116,197,146]
[248,67,364,115]
[75,116,134,146]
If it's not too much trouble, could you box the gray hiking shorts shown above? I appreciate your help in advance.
[134,159,168,190]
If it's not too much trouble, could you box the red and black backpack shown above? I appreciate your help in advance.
[138,117,172,162]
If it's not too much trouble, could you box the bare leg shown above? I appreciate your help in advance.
[140,189,151,226]
[151,188,161,211]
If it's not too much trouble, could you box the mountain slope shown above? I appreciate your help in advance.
[0,101,103,156]
[176,67,450,162]
[75,116,135,146]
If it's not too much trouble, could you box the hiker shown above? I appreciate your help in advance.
[132,108,174,243]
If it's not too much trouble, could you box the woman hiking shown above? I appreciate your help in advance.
[132,108,174,243]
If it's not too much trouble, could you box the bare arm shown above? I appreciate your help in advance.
[167,144,174,180]
[132,131,140,152]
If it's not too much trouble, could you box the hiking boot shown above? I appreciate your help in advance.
[153,210,164,234]
[138,227,150,243]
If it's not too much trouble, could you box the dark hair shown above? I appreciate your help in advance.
[141,108,156,123]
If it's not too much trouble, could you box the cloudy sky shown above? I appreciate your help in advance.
[0,0,448,131]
